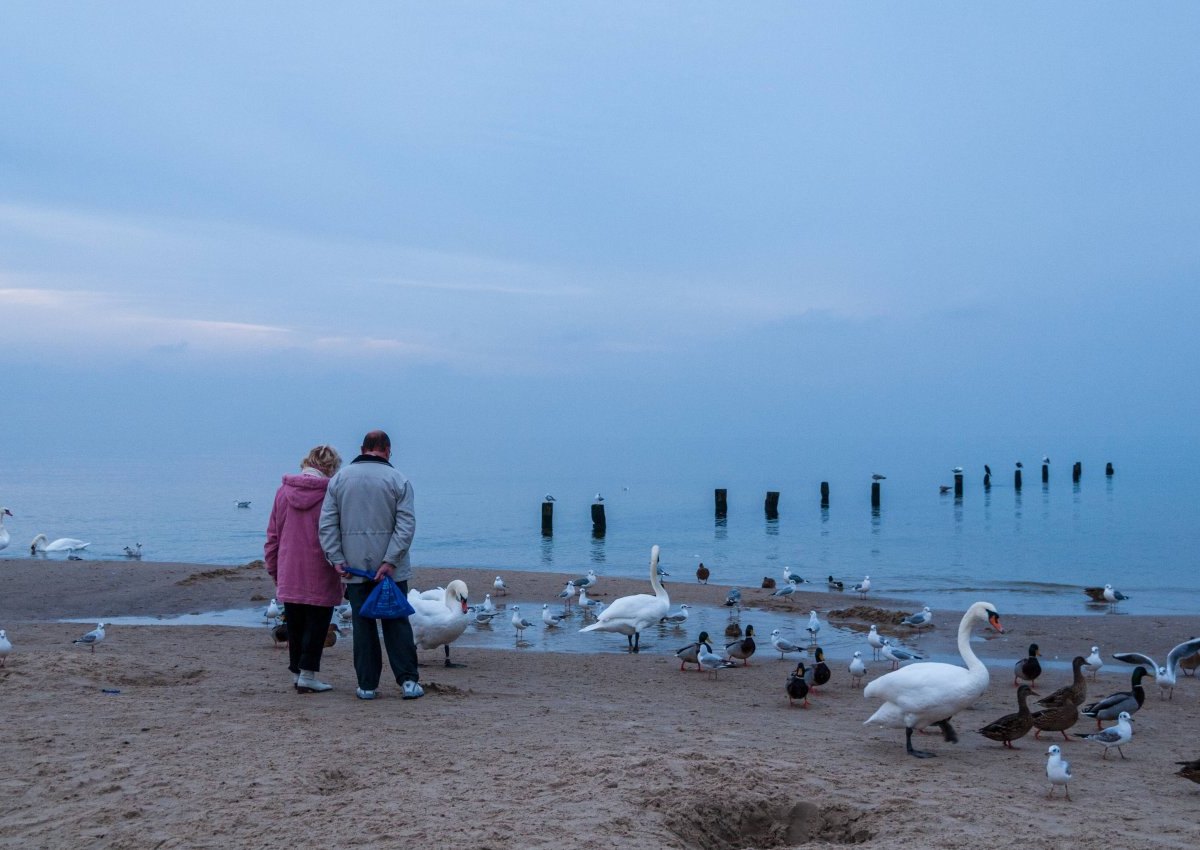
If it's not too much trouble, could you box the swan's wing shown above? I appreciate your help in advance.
[1165,637,1200,672]
[1112,651,1157,670]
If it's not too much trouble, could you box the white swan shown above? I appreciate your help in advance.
[580,545,669,652]
[0,507,12,551]
[864,600,1005,758]
[30,534,91,555]
[408,580,470,667]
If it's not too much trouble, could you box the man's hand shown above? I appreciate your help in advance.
[374,562,396,582]
[333,563,348,575]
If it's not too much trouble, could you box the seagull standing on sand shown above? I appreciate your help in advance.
[1045,745,1073,800]
[1075,711,1134,759]
[900,606,933,634]
[772,580,799,600]
[571,570,598,589]
[697,642,735,679]
[265,599,283,624]
[770,629,803,659]
[849,651,867,687]
[0,629,12,666]
[867,625,885,660]
[493,576,507,596]
[73,623,107,652]
[1084,646,1103,679]
[852,575,871,599]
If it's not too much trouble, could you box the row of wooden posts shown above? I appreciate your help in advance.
[539,461,1115,535]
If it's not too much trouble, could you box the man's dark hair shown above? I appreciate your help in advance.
[361,430,391,453]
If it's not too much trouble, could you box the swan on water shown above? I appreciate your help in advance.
[408,579,470,667]
[30,534,90,555]
[0,507,12,551]
[579,545,669,653]
[864,600,1005,758]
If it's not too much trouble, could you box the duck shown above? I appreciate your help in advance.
[0,629,11,666]
[1036,656,1089,710]
[1032,697,1079,742]
[1176,759,1200,786]
[1112,637,1200,700]
[1083,586,1108,603]
[1084,645,1104,679]
[1045,745,1073,800]
[810,646,831,692]
[864,601,1006,758]
[579,545,670,653]
[848,651,867,687]
[881,640,924,670]
[724,624,756,666]
[867,625,885,660]
[675,631,712,671]
[770,629,803,660]
[1081,665,1148,729]
[978,684,1038,749]
[696,562,710,584]
[323,624,341,648]
[1075,711,1134,759]
[271,622,288,646]
[1014,643,1042,687]
[724,621,742,639]
[1180,648,1200,677]
[827,575,844,591]
[0,507,12,551]
[805,610,822,643]
[786,662,810,707]
[30,534,91,555]
[406,580,470,665]
[122,543,143,559]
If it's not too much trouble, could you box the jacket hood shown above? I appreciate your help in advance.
[279,474,330,510]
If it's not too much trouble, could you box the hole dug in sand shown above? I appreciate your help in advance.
[667,799,871,849]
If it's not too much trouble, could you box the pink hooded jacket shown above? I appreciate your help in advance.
[264,473,343,607]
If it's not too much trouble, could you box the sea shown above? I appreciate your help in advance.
[2,441,1196,620]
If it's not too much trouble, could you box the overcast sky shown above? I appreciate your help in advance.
[3,3,1198,486]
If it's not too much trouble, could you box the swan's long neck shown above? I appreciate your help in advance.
[957,606,986,674]
[649,547,668,601]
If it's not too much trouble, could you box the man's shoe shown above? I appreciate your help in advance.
[355,688,377,700]
[401,680,424,700]
[296,671,333,693]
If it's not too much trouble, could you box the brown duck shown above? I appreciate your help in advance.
[1176,758,1200,786]
[1032,697,1079,741]
[1036,655,1089,709]
[979,684,1038,749]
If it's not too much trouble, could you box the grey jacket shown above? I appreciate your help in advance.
[318,456,415,583]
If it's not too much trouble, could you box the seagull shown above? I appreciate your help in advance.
[1042,455,1050,465]
[334,602,352,623]
[594,492,604,503]
[234,500,251,508]
[696,563,710,584]
[867,625,885,660]
[770,629,803,659]
[900,606,933,634]
[510,606,536,640]
[471,610,500,625]
[123,543,143,559]
[493,576,507,596]
[0,629,11,667]
[848,651,867,687]
[1084,646,1103,679]
[952,466,963,474]
[558,581,576,608]
[881,639,924,670]
[723,588,741,610]
[675,631,713,671]
[772,580,799,600]
[1045,745,1073,800]
[1016,461,1023,469]
[871,474,886,481]
[939,485,952,494]
[1075,711,1134,759]
[660,604,691,625]
[265,598,283,624]
[805,610,822,643]
[72,623,107,652]
[697,641,735,679]
[1102,584,1129,610]
[571,570,598,589]
[541,604,568,628]
[544,494,556,502]
[852,575,871,599]
[784,567,806,584]
[1112,637,1200,700]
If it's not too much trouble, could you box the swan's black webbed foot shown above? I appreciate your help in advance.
[935,719,958,743]
[906,727,937,758]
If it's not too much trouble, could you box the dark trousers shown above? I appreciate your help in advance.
[284,602,334,674]
[344,580,419,691]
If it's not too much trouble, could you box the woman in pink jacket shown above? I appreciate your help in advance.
[264,444,343,693]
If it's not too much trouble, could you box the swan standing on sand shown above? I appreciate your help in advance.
[579,545,669,653]
[864,601,1005,758]
[408,580,470,667]
[0,507,13,551]
[30,534,91,556]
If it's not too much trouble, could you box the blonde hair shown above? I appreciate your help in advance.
[301,445,342,476]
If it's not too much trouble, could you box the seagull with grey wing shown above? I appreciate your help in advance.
[73,623,107,653]
[1112,637,1200,700]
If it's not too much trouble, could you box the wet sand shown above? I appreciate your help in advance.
[1,557,1198,849]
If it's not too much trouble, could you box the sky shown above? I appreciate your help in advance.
[3,2,1199,487]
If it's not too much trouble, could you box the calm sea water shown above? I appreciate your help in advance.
[2,443,1196,617]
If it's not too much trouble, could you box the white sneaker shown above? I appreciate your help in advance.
[295,671,333,693]
[401,680,424,700]
[356,688,377,700]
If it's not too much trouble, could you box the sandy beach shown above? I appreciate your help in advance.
[1,557,1198,849]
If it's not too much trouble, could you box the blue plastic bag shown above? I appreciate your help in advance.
[344,567,415,619]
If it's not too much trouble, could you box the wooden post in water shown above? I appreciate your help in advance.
[954,471,964,498]
[983,470,991,490]
[1073,461,1082,482]
[590,503,606,537]
[714,489,728,519]
[764,491,780,519]
[820,481,830,508]
[1106,462,1114,476]
[1014,467,1023,491]
[541,501,553,536]
[871,481,881,508]
[1042,462,1049,484]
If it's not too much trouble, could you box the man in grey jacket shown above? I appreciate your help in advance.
[319,429,422,701]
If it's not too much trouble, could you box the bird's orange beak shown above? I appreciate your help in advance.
[988,612,1005,634]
